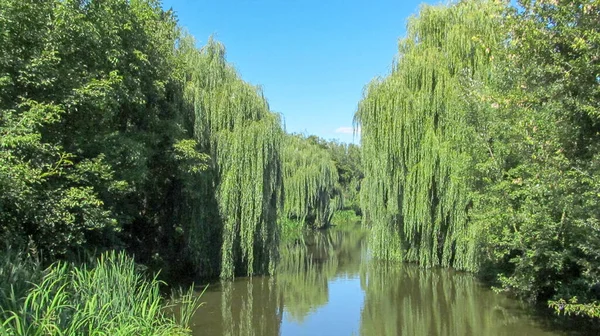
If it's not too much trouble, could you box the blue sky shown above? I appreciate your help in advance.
[161,0,440,144]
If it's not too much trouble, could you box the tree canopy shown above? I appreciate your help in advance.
[281,134,341,229]
[355,0,502,270]
[0,0,284,280]
[356,0,600,318]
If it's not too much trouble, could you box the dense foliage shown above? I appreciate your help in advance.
[356,0,600,318]
[178,37,284,279]
[281,135,341,229]
[472,0,600,317]
[0,0,285,281]
[0,251,201,335]
[4,0,597,326]
[356,0,501,269]
[306,136,363,213]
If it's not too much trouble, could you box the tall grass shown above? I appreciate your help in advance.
[279,218,305,243]
[0,247,43,321]
[0,251,201,335]
[331,210,361,228]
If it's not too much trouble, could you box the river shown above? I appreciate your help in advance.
[183,226,573,335]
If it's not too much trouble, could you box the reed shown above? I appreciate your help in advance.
[0,251,201,335]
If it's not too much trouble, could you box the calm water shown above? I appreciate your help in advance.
[185,227,568,336]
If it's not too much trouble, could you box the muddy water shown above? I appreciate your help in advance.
[185,227,566,336]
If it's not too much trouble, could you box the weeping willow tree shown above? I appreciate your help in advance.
[281,135,341,228]
[355,0,503,270]
[177,36,284,279]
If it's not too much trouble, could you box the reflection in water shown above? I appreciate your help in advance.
[187,227,563,336]
[276,229,366,322]
[190,277,282,336]
[276,243,333,321]
[359,262,558,336]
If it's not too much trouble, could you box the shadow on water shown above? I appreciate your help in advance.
[184,226,595,336]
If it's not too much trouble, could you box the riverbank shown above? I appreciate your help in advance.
[0,250,201,335]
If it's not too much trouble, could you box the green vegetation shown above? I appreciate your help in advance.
[0,0,287,332]
[0,251,201,335]
[472,0,600,318]
[2,0,597,329]
[306,136,363,213]
[356,0,600,319]
[0,0,284,281]
[331,210,361,228]
[281,135,341,229]
[278,134,363,239]
[179,37,283,279]
[0,0,363,331]
[279,217,304,243]
[356,0,501,269]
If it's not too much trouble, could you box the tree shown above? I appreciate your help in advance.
[281,134,341,229]
[470,0,600,316]
[355,0,503,269]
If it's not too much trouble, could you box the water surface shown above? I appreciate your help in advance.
[187,227,565,336]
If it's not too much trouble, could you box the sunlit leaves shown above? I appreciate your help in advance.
[180,37,284,279]
[281,135,341,229]
[355,0,503,270]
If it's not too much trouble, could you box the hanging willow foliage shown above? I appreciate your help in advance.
[281,135,341,228]
[178,36,284,279]
[355,0,502,271]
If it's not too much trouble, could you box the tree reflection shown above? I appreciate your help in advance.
[359,262,554,336]
[276,228,367,322]
[188,228,556,336]
[219,277,282,336]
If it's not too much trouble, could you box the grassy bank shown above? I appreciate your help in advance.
[0,250,201,335]
[331,210,361,229]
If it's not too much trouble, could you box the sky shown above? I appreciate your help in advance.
[161,0,440,144]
